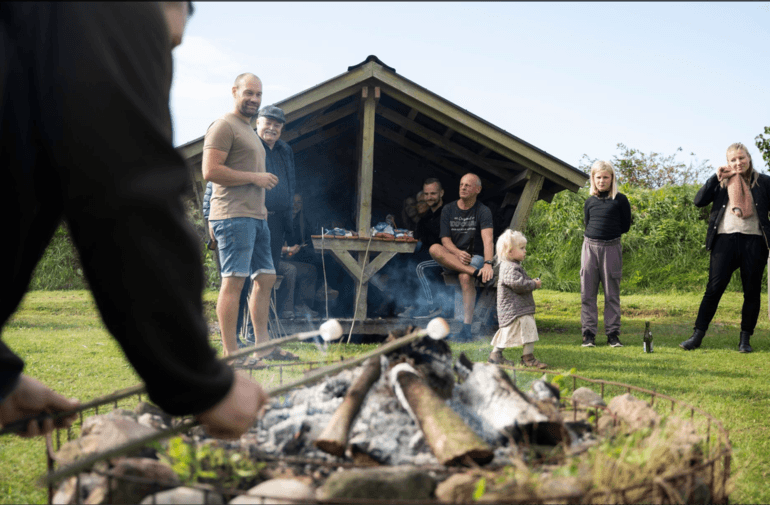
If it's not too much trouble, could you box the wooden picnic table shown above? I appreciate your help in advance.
[311,235,418,320]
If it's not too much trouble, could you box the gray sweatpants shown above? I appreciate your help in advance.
[580,237,623,336]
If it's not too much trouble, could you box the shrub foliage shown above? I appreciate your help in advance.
[524,183,760,294]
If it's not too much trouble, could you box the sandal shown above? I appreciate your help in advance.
[521,353,548,369]
[488,351,516,366]
[232,357,266,370]
[262,347,300,362]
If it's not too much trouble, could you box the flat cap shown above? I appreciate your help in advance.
[257,105,286,124]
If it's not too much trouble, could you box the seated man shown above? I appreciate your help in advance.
[398,177,451,319]
[429,173,495,342]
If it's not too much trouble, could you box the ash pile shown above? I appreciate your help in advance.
[237,329,594,467]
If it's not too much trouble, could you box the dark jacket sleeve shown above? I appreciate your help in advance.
[694,174,720,208]
[51,3,232,416]
[0,341,23,403]
[583,197,591,229]
[282,141,296,230]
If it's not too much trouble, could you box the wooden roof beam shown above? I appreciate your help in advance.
[398,108,418,138]
[281,101,359,143]
[375,125,493,188]
[377,105,511,180]
[289,122,356,153]
[372,68,586,190]
[488,169,531,198]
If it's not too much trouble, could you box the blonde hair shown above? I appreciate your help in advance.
[496,229,527,264]
[589,160,618,199]
[724,142,758,188]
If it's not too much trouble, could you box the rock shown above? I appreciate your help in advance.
[52,473,106,504]
[85,457,180,504]
[606,393,661,432]
[140,486,224,504]
[137,413,169,430]
[317,467,436,501]
[571,387,606,407]
[229,479,315,504]
[434,473,481,503]
[536,475,588,502]
[56,416,159,465]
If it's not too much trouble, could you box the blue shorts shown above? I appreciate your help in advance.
[210,217,275,279]
[443,254,484,273]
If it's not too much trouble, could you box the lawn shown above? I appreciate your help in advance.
[1,289,768,504]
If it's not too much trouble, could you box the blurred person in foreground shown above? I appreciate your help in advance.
[0,2,267,439]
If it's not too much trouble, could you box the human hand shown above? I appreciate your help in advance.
[535,278,542,289]
[0,375,80,438]
[480,264,494,282]
[455,250,471,265]
[288,245,301,256]
[196,372,268,439]
[717,165,732,180]
[253,173,279,190]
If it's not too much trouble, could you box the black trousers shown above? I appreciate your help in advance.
[694,233,768,335]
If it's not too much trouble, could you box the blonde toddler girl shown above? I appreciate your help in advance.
[488,230,547,369]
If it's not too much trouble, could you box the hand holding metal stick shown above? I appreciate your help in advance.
[40,318,450,486]
[0,320,344,437]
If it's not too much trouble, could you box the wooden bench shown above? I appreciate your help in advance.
[441,267,498,333]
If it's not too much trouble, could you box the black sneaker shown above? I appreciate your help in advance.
[412,304,442,319]
[607,332,624,348]
[581,332,595,347]
[449,325,473,343]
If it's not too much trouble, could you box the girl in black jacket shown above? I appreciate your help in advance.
[681,143,770,353]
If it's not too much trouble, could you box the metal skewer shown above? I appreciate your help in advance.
[0,320,344,437]
[40,318,450,485]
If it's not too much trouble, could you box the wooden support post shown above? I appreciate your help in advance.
[509,173,544,231]
[356,86,377,237]
[354,252,369,321]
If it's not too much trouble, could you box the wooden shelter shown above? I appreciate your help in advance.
[179,55,588,335]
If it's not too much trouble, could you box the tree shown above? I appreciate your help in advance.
[755,127,770,170]
[580,143,713,189]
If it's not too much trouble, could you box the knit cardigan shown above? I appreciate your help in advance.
[496,260,537,328]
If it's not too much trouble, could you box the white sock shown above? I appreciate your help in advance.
[523,343,534,355]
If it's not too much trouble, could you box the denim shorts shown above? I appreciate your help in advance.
[210,217,275,279]
[443,254,484,273]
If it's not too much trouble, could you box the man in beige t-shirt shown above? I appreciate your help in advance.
[202,73,278,360]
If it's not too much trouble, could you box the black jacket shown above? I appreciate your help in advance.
[695,173,770,250]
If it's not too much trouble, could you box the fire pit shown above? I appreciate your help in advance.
[45,331,731,504]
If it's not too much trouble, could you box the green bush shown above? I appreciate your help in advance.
[524,183,758,294]
[28,197,221,291]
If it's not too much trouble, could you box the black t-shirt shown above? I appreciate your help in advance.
[440,200,494,256]
[414,204,444,248]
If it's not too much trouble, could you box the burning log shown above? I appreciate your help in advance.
[454,354,567,446]
[389,363,493,466]
[314,357,382,457]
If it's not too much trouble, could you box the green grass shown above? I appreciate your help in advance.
[2,289,769,504]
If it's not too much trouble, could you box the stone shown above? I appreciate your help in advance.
[536,475,588,502]
[137,413,169,431]
[56,416,159,465]
[606,393,661,432]
[85,457,180,504]
[140,486,224,504]
[229,479,315,504]
[571,387,606,407]
[317,467,436,501]
[52,474,106,505]
[434,473,480,503]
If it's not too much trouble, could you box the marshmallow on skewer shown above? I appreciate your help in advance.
[319,319,343,341]
[426,317,450,340]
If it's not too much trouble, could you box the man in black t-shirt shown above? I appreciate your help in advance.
[429,173,495,342]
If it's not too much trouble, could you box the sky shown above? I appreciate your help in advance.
[170,2,770,177]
